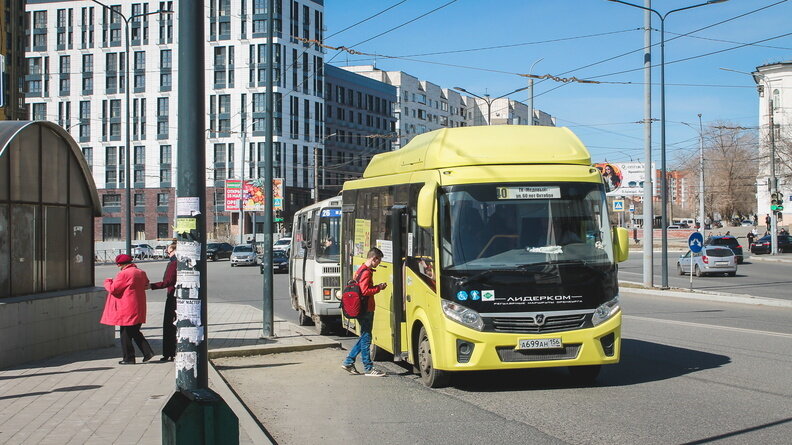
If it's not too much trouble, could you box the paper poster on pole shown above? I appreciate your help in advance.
[354,219,371,257]
[178,326,205,345]
[175,351,198,378]
[176,270,200,289]
[176,241,201,268]
[176,197,201,216]
[176,299,202,325]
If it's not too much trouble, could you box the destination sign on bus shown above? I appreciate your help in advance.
[321,208,342,217]
[496,186,561,200]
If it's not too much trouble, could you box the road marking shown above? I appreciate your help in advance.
[624,315,792,339]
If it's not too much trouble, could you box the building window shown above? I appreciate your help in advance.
[160,144,172,163]
[157,223,170,239]
[103,224,122,241]
[134,193,145,206]
[160,167,171,183]
[103,193,121,207]
[157,192,169,206]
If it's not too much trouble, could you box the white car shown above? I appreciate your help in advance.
[273,237,292,252]
[132,243,155,258]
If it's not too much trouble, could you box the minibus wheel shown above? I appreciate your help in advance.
[568,365,601,383]
[417,327,449,388]
[370,341,391,361]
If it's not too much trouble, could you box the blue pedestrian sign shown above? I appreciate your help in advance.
[688,232,704,253]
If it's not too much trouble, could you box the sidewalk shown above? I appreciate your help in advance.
[0,301,339,445]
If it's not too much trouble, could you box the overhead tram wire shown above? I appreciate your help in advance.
[325,0,409,40]
[346,0,460,49]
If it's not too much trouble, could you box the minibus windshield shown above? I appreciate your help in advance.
[438,182,614,271]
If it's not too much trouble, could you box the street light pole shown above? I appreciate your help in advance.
[698,114,705,238]
[528,58,543,126]
[453,85,530,126]
[92,1,172,255]
[607,0,729,289]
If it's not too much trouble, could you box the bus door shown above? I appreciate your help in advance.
[389,205,408,361]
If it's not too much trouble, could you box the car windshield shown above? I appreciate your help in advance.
[317,208,341,262]
[274,239,290,246]
[233,246,253,253]
[705,248,733,257]
[273,251,288,259]
[438,182,614,271]
[208,243,221,249]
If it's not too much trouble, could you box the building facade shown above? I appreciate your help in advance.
[754,62,791,223]
[464,96,555,127]
[25,0,326,241]
[1,0,26,119]
[340,65,469,149]
[322,64,396,196]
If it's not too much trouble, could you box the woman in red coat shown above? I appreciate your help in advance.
[101,254,155,364]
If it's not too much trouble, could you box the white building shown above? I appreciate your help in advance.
[25,0,326,240]
[341,65,555,149]
[754,61,792,225]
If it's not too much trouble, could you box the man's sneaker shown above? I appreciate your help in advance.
[364,369,386,377]
[341,363,360,375]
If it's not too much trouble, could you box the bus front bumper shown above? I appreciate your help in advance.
[434,311,621,371]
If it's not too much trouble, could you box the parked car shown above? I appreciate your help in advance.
[740,220,754,227]
[132,243,155,258]
[273,237,292,252]
[677,246,737,277]
[667,225,682,230]
[750,234,792,254]
[153,244,170,259]
[206,242,233,261]
[704,235,744,264]
[260,249,289,274]
[230,245,257,267]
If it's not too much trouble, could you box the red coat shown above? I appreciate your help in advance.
[100,264,150,326]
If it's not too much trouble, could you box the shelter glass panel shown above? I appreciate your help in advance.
[0,149,7,200]
[11,205,38,296]
[41,128,68,205]
[0,205,8,297]
[70,206,93,287]
[44,206,68,291]
[69,155,92,206]
[10,134,40,203]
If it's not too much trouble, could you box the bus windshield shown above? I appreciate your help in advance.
[317,208,341,262]
[438,182,614,271]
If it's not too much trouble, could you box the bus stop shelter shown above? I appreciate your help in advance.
[0,121,111,369]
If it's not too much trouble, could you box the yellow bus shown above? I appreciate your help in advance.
[340,126,629,387]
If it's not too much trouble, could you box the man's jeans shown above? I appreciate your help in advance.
[343,311,374,371]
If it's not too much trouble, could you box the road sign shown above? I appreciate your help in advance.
[688,232,704,253]
[613,200,625,212]
[629,205,635,213]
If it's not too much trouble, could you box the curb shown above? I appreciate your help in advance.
[208,340,342,359]
[746,255,792,264]
[619,280,792,308]
[209,359,276,445]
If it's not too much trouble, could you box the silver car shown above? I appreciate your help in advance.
[230,245,257,267]
[677,246,737,277]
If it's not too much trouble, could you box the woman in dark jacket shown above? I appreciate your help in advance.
[150,243,177,361]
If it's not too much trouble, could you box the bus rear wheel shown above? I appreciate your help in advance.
[417,327,449,388]
[568,365,601,383]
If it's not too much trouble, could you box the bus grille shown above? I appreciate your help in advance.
[487,314,588,334]
[496,344,581,362]
[323,266,340,275]
[322,276,340,288]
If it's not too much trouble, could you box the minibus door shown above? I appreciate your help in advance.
[389,205,408,361]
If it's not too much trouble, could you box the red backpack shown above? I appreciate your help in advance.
[341,267,368,319]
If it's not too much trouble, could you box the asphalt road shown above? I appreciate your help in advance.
[619,253,792,300]
[98,260,792,444]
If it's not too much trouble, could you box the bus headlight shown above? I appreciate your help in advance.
[441,300,483,331]
[592,296,620,326]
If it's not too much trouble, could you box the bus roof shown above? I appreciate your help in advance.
[363,126,591,178]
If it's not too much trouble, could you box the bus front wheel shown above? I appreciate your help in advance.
[417,327,449,388]
[298,309,312,326]
[568,365,601,383]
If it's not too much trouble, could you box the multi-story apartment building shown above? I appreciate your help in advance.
[25,0,326,241]
[1,0,26,119]
[340,65,468,149]
[322,64,396,196]
[754,61,791,223]
[464,96,555,127]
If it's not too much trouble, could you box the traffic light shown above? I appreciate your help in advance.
[771,192,784,212]
[274,209,283,222]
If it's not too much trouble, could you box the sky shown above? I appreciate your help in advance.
[323,0,792,168]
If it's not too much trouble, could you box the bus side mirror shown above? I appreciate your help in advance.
[417,182,436,228]
[612,227,629,263]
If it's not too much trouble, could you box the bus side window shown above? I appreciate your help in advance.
[408,184,436,290]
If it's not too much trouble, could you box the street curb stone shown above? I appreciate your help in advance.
[619,280,792,308]
[209,340,342,359]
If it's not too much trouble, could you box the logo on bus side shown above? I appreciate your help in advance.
[482,290,495,301]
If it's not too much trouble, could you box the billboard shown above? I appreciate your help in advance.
[225,178,284,212]
[593,162,655,197]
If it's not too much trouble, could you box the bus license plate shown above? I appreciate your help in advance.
[518,338,563,350]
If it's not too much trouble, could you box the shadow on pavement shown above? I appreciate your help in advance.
[0,367,113,381]
[0,385,102,401]
[451,339,730,392]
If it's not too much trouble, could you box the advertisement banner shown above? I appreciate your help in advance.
[225,178,284,212]
[593,162,655,197]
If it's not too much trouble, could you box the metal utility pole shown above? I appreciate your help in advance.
[313,145,319,203]
[698,114,705,238]
[262,0,275,337]
[162,0,239,441]
[642,2,653,288]
[527,58,543,126]
[240,126,247,244]
[768,88,778,255]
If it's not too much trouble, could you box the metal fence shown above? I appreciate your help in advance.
[94,249,165,263]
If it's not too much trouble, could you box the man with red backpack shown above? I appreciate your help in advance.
[342,247,388,377]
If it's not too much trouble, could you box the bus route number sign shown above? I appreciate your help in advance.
[497,186,561,200]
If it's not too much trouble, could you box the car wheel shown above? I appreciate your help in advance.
[695,265,703,277]
[677,263,685,275]
[297,309,313,326]
[231,263,235,267]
